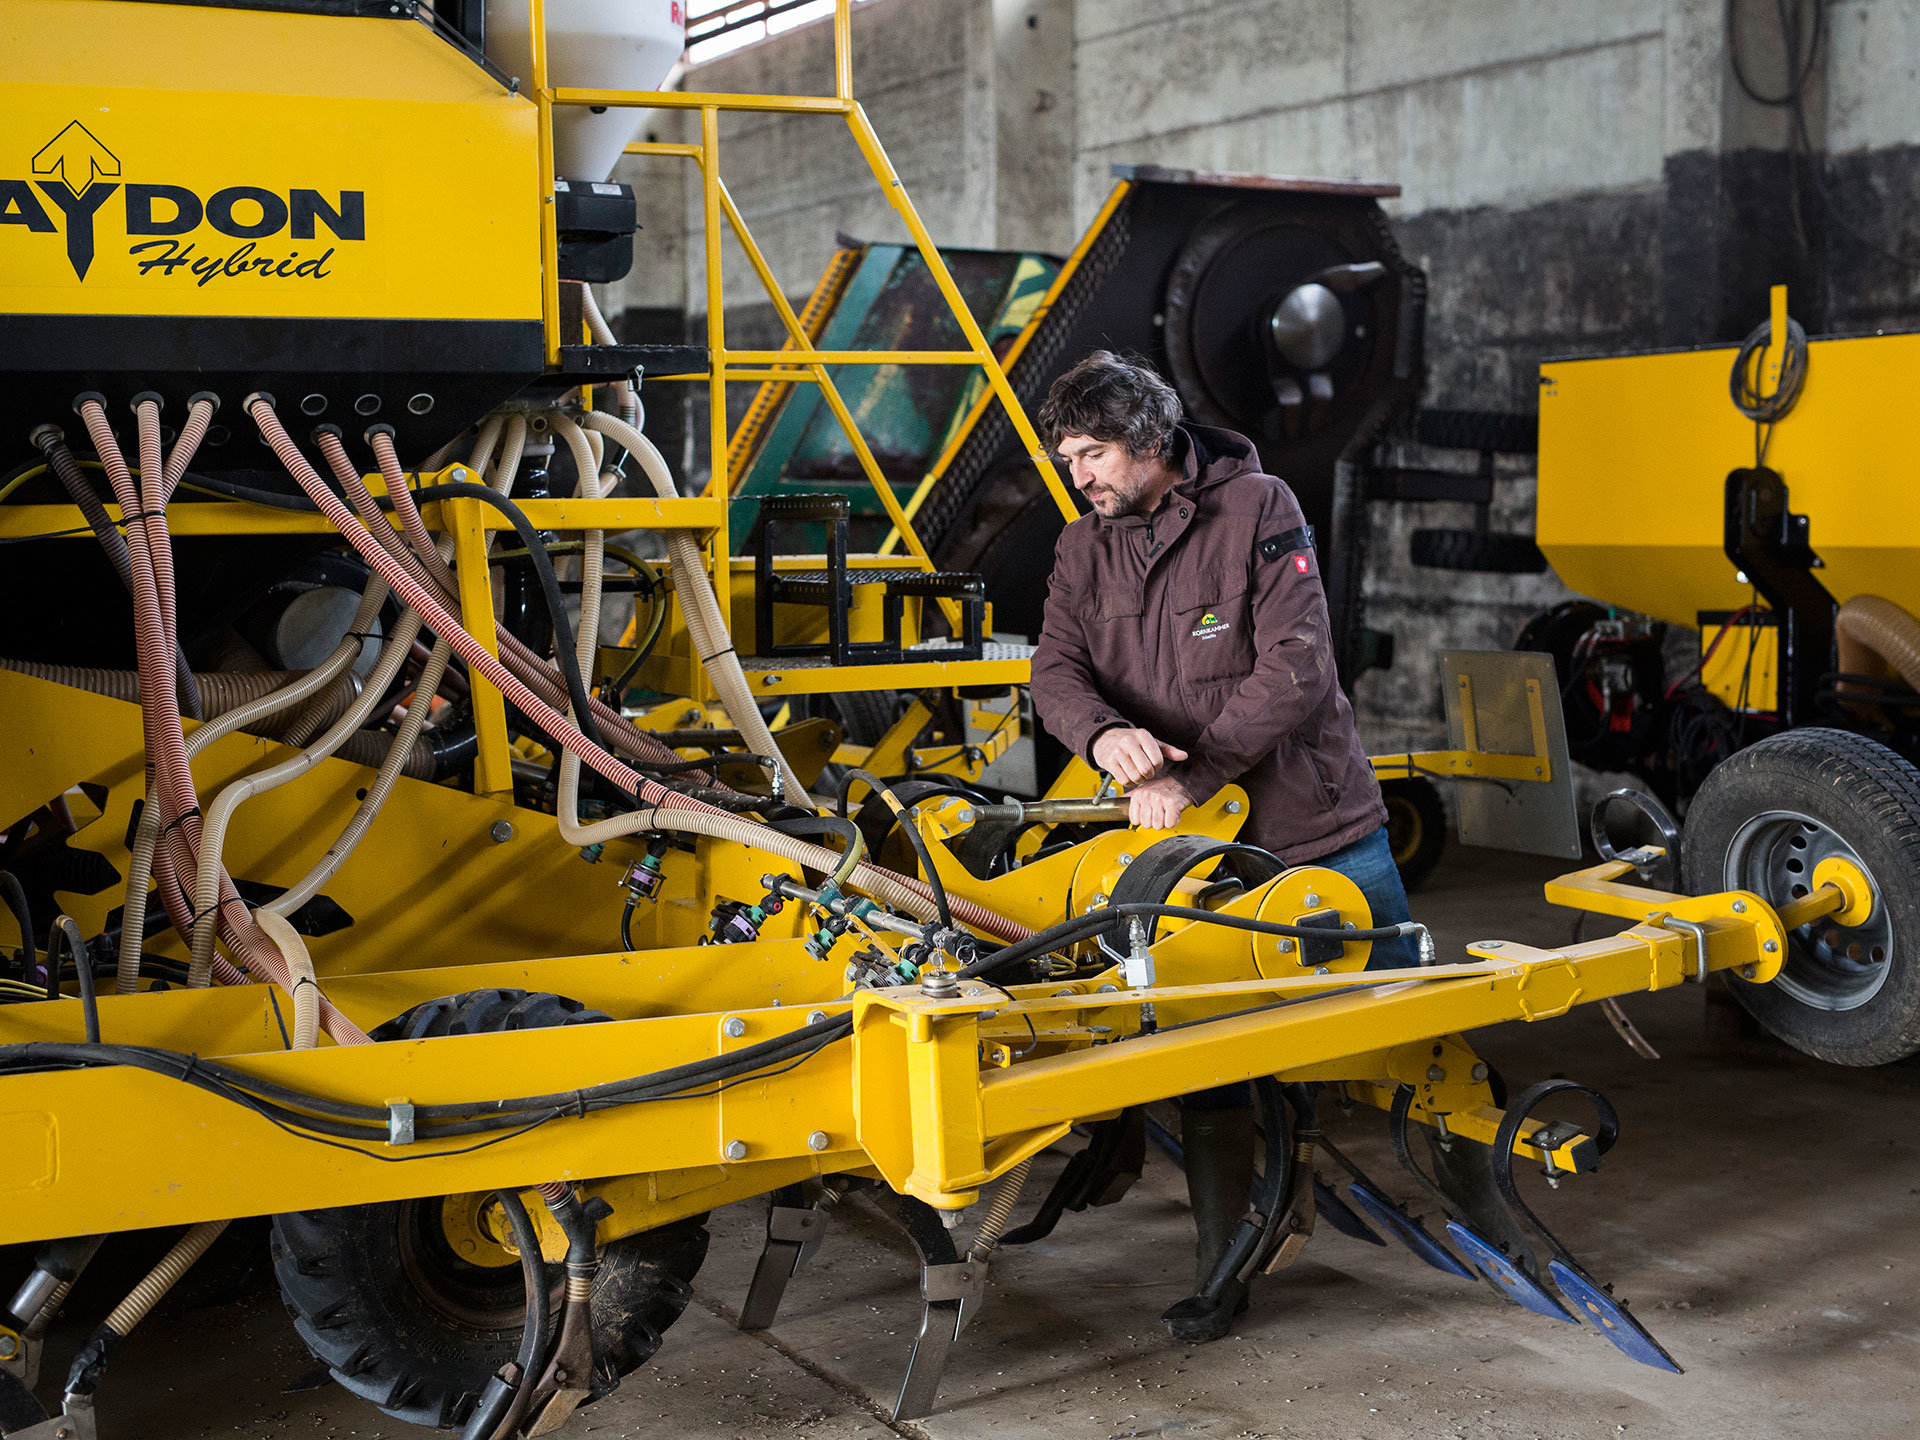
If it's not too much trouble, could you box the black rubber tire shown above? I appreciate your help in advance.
[270,990,709,1430]
[1681,729,1920,1066]
[830,689,903,748]
[1409,528,1548,575]
[1380,777,1447,892]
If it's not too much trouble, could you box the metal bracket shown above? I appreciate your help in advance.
[738,1197,828,1332]
[1657,916,1714,983]
[3,1394,94,1440]
[385,1100,416,1146]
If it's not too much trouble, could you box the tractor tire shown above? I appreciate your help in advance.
[270,990,709,1430]
[1380,777,1447,892]
[1680,729,1920,1066]
[1409,528,1548,575]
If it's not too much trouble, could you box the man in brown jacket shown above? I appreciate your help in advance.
[1030,351,1415,1342]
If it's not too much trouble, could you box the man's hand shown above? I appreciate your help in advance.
[1128,775,1193,830]
[1091,727,1189,786]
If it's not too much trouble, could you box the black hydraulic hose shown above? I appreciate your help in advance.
[177,471,601,753]
[29,427,202,720]
[490,1189,550,1440]
[963,902,1422,980]
[0,870,34,986]
[410,481,599,751]
[43,918,99,1043]
[838,768,951,928]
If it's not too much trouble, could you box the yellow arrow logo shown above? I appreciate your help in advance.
[32,121,120,197]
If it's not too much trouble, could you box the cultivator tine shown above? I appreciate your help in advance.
[999,1108,1144,1246]
[884,1194,977,1422]
[1312,1176,1386,1245]
[1445,1222,1575,1322]
[1386,1085,1565,1316]
[1488,1080,1683,1373]
[1318,1133,1475,1279]
[738,1185,828,1332]
[1548,1261,1682,1373]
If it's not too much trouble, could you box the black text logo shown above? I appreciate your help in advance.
[1,121,365,284]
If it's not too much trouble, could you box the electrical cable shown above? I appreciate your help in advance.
[1,870,35,986]
[836,768,951,927]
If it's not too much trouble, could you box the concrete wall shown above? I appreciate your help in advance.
[601,0,1920,747]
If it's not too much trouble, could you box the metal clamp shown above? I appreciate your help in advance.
[1655,916,1714,983]
[386,1100,417,1146]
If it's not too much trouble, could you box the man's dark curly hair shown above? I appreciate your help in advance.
[1037,350,1184,459]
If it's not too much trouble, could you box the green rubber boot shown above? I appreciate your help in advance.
[1161,1107,1255,1342]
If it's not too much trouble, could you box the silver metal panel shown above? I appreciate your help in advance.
[1440,650,1583,860]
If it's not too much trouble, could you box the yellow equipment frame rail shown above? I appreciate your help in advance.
[0,848,1838,1245]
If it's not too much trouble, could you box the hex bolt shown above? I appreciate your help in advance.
[807,1130,831,1152]
[1471,1063,1489,1081]
[0,1334,15,1359]
[1117,853,1134,866]
[1763,939,1779,953]
[1303,892,1320,907]
[1313,965,1330,975]
[807,1009,828,1024]
[1481,940,1503,949]
[1086,893,1108,911]
[1741,964,1758,979]
[723,1139,748,1161]
[844,964,860,981]
[1276,938,1294,953]
[1095,982,1119,993]
[1225,800,1242,814]
[958,808,976,822]
[1731,900,1747,913]
[1426,1065,1447,1082]
[449,466,466,482]
[723,1016,747,1038]
[489,820,513,843]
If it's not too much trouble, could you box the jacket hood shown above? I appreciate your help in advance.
[1082,423,1264,531]
[1174,423,1263,493]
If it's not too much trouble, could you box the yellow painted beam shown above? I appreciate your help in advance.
[451,497,514,799]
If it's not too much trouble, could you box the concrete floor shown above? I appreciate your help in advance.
[31,843,1920,1440]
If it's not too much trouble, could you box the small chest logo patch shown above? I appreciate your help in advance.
[1293,554,1310,574]
[1191,611,1230,640]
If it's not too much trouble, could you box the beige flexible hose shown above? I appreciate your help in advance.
[251,400,1029,944]
[101,1220,227,1338]
[253,906,321,1051]
[0,659,361,737]
[269,639,454,920]
[115,580,391,995]
[100,902,319,1341]
[187,604,426,986]
[1836,594,1920,700]
[578,409,807,800]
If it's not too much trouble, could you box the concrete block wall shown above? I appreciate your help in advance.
[601,0,1920,748]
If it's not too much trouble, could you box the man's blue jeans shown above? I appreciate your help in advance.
[1178,824,1415,1111]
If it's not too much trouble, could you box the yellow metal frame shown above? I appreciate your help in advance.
[584,0,1075,639]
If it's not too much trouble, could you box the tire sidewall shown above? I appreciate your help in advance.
[1681,729,1920,1065]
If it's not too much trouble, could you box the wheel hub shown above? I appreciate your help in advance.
[1725,809,1891,1012]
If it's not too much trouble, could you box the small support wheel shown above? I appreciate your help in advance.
[1681,729,1920,1065]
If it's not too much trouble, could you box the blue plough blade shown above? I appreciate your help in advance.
[1315,1178,1386,1245]
[1549,1260,1684,1373]
[1345,1182,1474,1279]
[1445,1221,1576,1322]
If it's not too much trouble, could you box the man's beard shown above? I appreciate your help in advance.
[1089,479,1151,517]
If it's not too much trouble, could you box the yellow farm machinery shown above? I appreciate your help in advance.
[1,5,1915,1439]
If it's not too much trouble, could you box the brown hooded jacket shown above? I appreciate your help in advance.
[1029,423,1387,864]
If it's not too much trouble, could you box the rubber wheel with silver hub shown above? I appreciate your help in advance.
[1681,729,1920,1066]
[269,990,709,1430]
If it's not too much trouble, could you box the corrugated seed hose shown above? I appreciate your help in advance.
[248,398,1030,944]
[1836,594,1920,700]
[77,397,368,1043]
